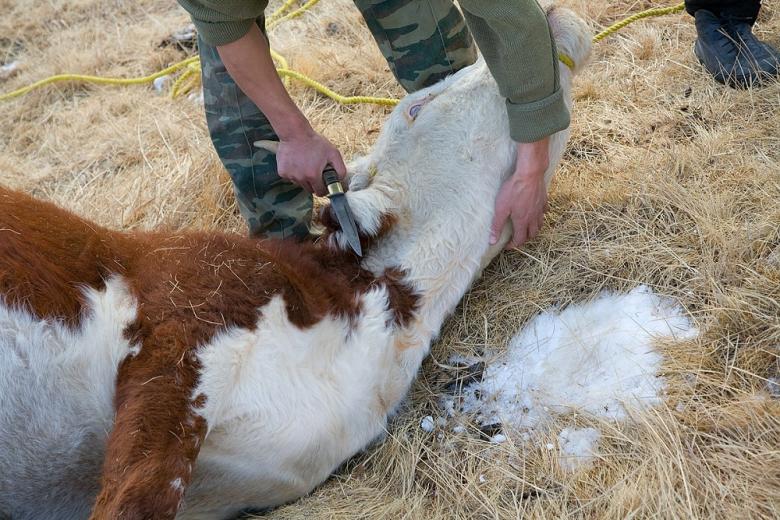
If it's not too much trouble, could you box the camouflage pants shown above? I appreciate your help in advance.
[199,1,477,239]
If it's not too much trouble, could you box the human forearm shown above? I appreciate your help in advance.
[216,24,311,139]
[215,24,346,194]
[458,0,569,142]
[514,139,549,180]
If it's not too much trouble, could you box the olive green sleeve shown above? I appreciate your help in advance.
[176,0,269,46]
[458,0,570,143]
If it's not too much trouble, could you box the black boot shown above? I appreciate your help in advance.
[693,10,780,88]
[725,15,780,86]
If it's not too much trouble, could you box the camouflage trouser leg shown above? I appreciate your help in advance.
[198,24,312,239]
[353,0,478,93]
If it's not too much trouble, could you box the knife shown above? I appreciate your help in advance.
[322,167,363,257]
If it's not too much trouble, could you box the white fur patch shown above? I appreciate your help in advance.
[0,277,140,518]
[188,288,410,509]
[170,477,184,494]
[0,276,139,401]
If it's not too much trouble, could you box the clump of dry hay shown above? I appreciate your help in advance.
[1,0,778,518]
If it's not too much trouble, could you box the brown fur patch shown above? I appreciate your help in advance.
[0,188,118,325]
[378,267,418,326]
[0,185,418,519]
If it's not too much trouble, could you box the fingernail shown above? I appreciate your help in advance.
[489,233,496,245]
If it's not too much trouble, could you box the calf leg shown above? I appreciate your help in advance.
[90,336,206,520]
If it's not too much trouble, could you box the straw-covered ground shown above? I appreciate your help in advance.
[1,0,779,518]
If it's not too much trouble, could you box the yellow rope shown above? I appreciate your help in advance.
[0,56,199,102]
[594,2,685,42]
[269,48,291,87]
[267,0,322,31]
[0,2,687,106]
[557,53,575,71]
[170,61,201,99]
[556,1,685,71]
[267,0,299,24]
[276,68,399,106]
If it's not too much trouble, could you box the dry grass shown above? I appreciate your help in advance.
[1,0,779,518]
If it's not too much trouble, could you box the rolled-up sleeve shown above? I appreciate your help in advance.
[177,0,269,47]
[458,0,570,143]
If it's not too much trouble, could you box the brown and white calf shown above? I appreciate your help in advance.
[0,8,590,519]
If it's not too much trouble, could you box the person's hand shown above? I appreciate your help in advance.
[216,25,346,196]
[276,129,347,196]
[489,138,550,249]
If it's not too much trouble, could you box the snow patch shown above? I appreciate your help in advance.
[153,75,171,93]
[767,377,780,399]
[443,285,696,432]
[0,61,20,80]
[188,91,204,106]
[489,433,506,444]
[557,427,601,471]
[171,25,197,43]
[420,416,435,432]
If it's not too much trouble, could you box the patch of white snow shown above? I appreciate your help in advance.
[0,61,20,80]
[557,427,601,472]
[188,90,204,105]
[420,416,435,432]
[767,377,780,398]
[153,75,171,93]
[443,285,697,432]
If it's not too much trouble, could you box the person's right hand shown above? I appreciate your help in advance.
[276,130,347,196]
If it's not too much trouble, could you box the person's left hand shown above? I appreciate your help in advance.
[489,137,550,249]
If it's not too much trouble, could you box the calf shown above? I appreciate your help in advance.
[0,7,591,519]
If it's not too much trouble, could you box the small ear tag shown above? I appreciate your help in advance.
[404,94,436,123]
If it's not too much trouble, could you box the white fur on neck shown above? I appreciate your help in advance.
[341,56,579,354]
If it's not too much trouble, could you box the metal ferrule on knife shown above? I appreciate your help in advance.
[322,167,344,197]
[326,182,344,196]
[321,166,363,257]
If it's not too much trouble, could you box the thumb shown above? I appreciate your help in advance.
[490,194,511,245]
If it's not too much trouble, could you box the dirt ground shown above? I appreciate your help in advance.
[1,0,778,518]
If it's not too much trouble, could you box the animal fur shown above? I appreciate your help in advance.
[0,7,591,519]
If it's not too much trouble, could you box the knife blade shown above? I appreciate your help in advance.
[322,167,362,257]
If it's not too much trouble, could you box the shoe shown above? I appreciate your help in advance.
[725,16,780,86]
[764,41,780,65]
[693,10,780,88]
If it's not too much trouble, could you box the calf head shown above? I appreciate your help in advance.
[327,6,592,274]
